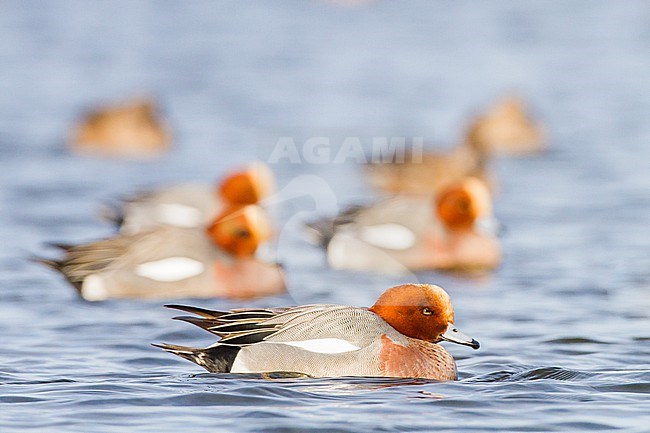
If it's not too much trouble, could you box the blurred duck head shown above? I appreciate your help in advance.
[435,177,494,232]
[71,98,170,157]
[206,204,272,257]
[218,162,275,205]
[464,96,544,155]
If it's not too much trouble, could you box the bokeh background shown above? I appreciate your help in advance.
[1,1,649,432]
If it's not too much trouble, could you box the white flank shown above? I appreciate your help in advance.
[157,203,203,228]
[359,223,416,250]
[280,338,361,354]
[81,274,108,301]
[229,339,362,374]
[135,257,204,282]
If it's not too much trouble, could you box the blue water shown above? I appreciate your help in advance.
[1,1,650,431]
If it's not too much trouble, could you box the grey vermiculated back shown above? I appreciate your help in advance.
[175,304,404,347]
[266,307,406,348]
[258,304,340,325]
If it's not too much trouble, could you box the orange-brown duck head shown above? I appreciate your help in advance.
[369,283,479,349]
[206,205,272,258]
[218,162,275,205]
[435,177,492,232]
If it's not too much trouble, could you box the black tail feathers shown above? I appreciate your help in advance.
[153,343,240,373]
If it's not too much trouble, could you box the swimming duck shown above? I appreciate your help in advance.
[465,96,545,156]
[364,141,492,196]
[155,283,479,380]
[107,161,275,235]
[306,177,500,274]
[69,98,170,158]
[38,205,285,301]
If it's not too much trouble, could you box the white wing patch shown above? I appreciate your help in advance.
[81,274,108,301]
[157,203,203,228]
[359,223,416,250]
[229,354,250,373]
[135,257,204,282]
[280,338,361,354]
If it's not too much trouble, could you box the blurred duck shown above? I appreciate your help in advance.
[155,283,479,380]
[364,96,543,195]
[306,177,500,274]
[69,98,170,158]
[38,205,285,301]
[107,161,275,235]
[465,96,545,156]
[364,142,491,196]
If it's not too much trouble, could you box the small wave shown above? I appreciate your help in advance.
[469,366,594,382]
[0,376,76,386]
[0,395,46,403]
[593,382,650,394]
[543,337,611,345]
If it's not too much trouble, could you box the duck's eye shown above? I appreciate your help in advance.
[457,199,470,213]
[421,307,433,316]
[233,229,251,239]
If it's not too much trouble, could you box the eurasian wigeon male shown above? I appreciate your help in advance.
[465,96,546,156]
[306,177,500,274]
[107,161,275,235]
[69,98,170,158]
[155,283,478,380]
[38,205,285,301]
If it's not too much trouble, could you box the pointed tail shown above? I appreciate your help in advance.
[30,256,84,295]
[31,256,64,271]
[152,343,241,373]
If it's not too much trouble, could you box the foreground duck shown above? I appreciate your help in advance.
[306,177,500,274]
[156,283,479,380]
[39,204,285,301]
[106,161,275,235]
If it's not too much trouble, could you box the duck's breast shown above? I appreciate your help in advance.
[378,335,457,381]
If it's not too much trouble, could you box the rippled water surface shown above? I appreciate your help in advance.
[1,1,650,432]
